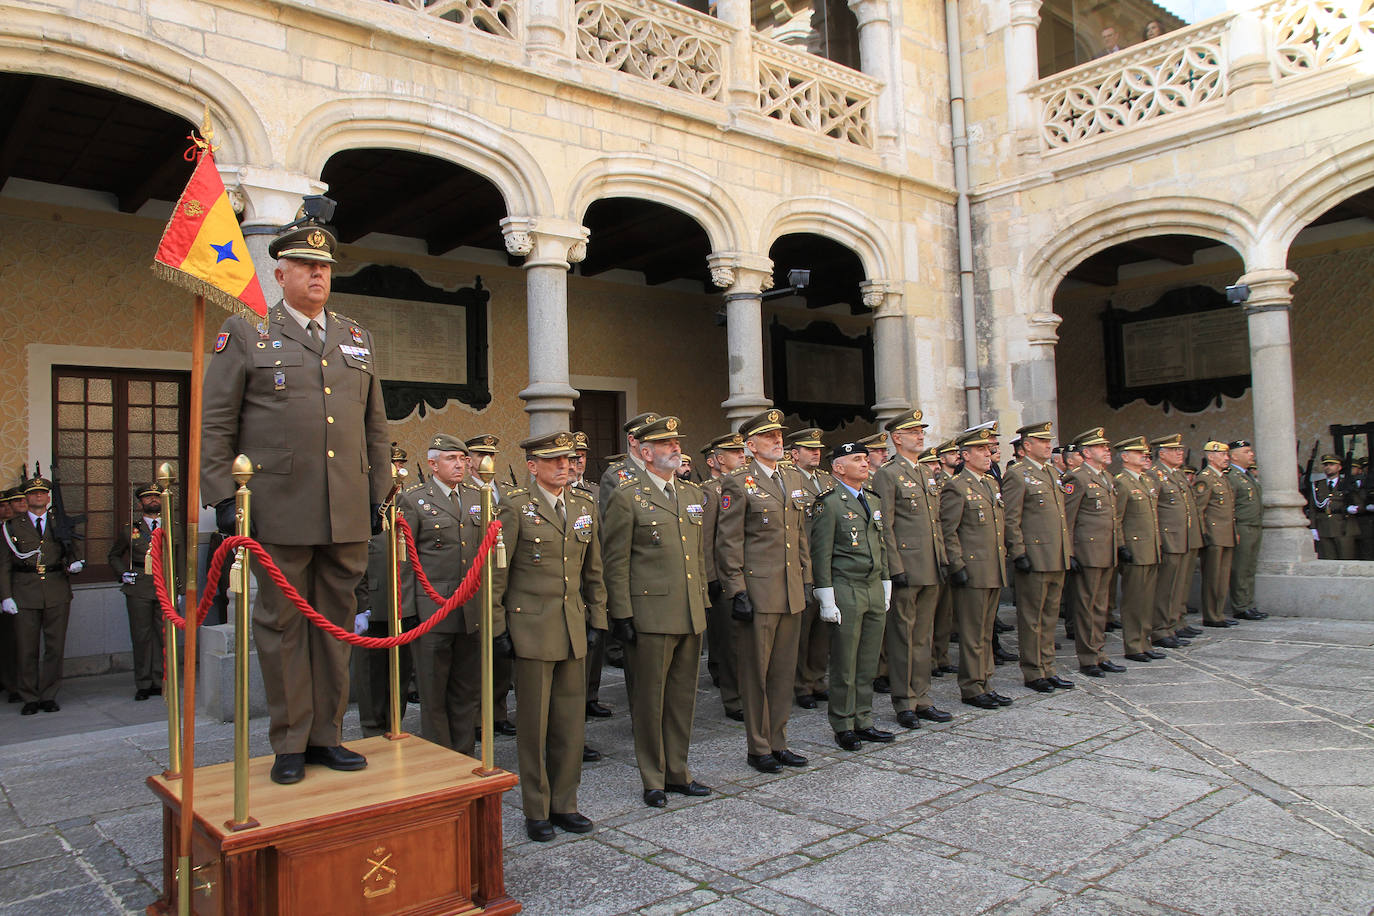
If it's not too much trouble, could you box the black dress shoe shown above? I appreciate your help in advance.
[525,818,555,842]
[812,689,829,701]
[930,667,945,678]
[1145,650,1167,660]
[856,726,895,743]
[725,709,744,722]
[773,749,808,767]
[872,676,891,694]
[304,744,367,771]
[666,781,712,796]
[271,753,306,785]
[938,664,958,675]
[1106,618,1123,631]
[582,746,602,762]
[796,694,817,709]
[39,700,59,713]
[495,719,518,736]
[1234,608,1267,620]
[916,705,953,722]
[993,646,1019,665]
[1204,619,1239,628]
[990,692,1014,706]
[961,693,1000,709]
[896,710,920,729]
[643,789,668,808]
[834,730,862,751]
[1079,665,1105,678]
[1178,626,1203,637]
[585,701,613,718]
[407,690,421,703]
[551,811,595,833]
[994,618,1013,633]
[1024,678,1055,693]
[134,689,151,701]
[1152,636,1182,648]
[1099,660,1127,673]
[1048,676,1075,689]
[20,702,39,715]
[1124,653,1154,662]
[747,753,782,773]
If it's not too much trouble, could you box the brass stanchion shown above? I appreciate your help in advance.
[384,462,407,740]
[474,456,501,776]
[228,455,258,831]
[157,463,182,780]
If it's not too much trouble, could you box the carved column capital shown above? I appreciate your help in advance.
[1238,268,1298,312]
[846,0,892,28]
[1008,0,1043,29]
[709,252,774,296]
[501,216,590,268]
[225,166,327,229]
[1026,311,1063,346]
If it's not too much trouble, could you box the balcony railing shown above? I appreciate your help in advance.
[396,0,517,40]
[1267,0,1374,77]
[574,0,729,99]
[754,33,880,148]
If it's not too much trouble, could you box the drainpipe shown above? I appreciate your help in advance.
[944,0,981,424]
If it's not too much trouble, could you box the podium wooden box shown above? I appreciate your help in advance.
[146,735,520,916]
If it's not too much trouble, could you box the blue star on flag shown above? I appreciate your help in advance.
[211,240,239,263]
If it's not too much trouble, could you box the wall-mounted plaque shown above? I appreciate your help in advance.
[769,319,875,430]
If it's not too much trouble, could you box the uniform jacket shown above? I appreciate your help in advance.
[200,303,390,545]
[571,477,599,503]
[1114,471,1161,565]
[1308,476,1357,539]
[108,518,185,600]
[353,528,416,623]
[598,457,641,515]
[701,477,723,585]
[496,484,607,662]
[1194,465,1237,547]
[715,459,812,613]
[0,514,74,607]
[1153,465,1203,553]
[873,454,946,584]
[399,479,509,635]
[1226,466,1263,527]
[809,483,889,589]
[1064,464,1120,567]
[938,468,1008,589]
[602,476,708,635]
[1001,459,1070,572]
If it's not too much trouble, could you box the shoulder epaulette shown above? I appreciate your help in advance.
[506,486,529,497]
[818,485,836,498]
[728,466,748,477]
[566,487,592,502]
[329,310,359,325]
[616,476,639,489]
[402,482,424,494]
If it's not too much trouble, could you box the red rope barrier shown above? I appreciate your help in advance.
[148,517,501,649]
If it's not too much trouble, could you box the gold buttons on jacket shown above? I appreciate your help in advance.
[327,416,335,424]
[324,386,332,395]
[327,450,335,458]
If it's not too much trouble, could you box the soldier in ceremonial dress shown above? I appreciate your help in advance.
[1225,440,1268,621]
[1112,437,1163,664]
[1149,435,1203,646]
[108,483,181,700]
[1308,455,1359,560]
[1063,428,1125,678]
[701,432,748,720]
[786,427,835,710]
[1195,441,1239,628]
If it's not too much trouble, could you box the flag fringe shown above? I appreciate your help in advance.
[150,261,257,323]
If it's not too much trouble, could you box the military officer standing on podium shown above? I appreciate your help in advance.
[499,432,607,841]
[1195,441,1239,627]
[1149,434,1203,647]
[1001,422,1074,694]
[812,442,893,750]
[787,427,834,710]
[1113,437,1164,664]
[716,409,812,774]
[200,223,390,784]
[1225,440,1268,621]
[939,427,1012,709]
[602,417,711,808]
[701,432,748,721]
[107,483,178,700]
[873,409,953,725]
[1063,428,1124,678]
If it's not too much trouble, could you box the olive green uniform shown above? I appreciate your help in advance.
[701,476,740,716]
[793,467,835,700]
[107,517,177,691]
[1064,465,1120,667]
[0,514,76,703]
[1152,464,1202,638]
[350,528,417,736]
[930,466,956,672]
[1114,471,1161,656]
[1226,465,1263,614]
[1002,460,1070,682]
[939,469,1009,699]
[1309,476,1357,560]
[1194,466,1236,624]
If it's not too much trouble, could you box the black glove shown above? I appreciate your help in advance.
[370,503,384,537]
[890,572,910,590]
[938,564,950,583]
[1069,556,1083,574]
[493,631,515,659]
[215,498,237,536]
[949,568,970,587]
[708,580,723,603]
[611,617,637,645]
[586,625,605,653]
[1118,546,1134,565]
[731,591,754,622]
[1013,554,1032,573]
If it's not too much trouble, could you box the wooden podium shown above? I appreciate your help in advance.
[147,735,520,916]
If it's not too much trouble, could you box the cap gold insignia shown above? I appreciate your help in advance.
[432,437,442,447]
[768,410,781,423]
[555,434,571,448]
[666,418,679,431]
[308,229,326,249]
[483,436,494,446]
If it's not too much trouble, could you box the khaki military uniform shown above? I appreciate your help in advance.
[1114,472,1161,656]
[794,467,835,701]
[1309,476,1357,560]
[350,528,417,736]
[700,476,740,716]
[603,475,707,791]
[1064,465,1120,667]
[1002,460,1070,682]
[1226,465,1263,614]
[0,514,75,704]
[1194,465,1236,623]
[499,483,606,820]
[939,469,1008,699]
[874,456,946,712]
[107,517,180,691]
[715,460,811,758]
[200,304,391,754]
[811,483,889,733]
[929,466,956,672]
[599,457,641,515]
[1152,465,1203,638]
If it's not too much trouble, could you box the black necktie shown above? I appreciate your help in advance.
[858,490,871,517]
[35,516,43,539]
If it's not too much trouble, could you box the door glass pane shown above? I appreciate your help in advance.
[128,433,152,458]
[156,382,178,405]
[128,407,153,432]
[57,404,84,429]
[88,378,113,403]
[129,381,152,404]
[88,405,114,430]
[58,376,84,401]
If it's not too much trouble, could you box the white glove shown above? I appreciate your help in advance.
[815,587,840,625]
[1367,505,1374,512]
[882,579,892,611]
[121,571,138,585]
[1312,529,1319,541]
[1347,505,1358,515]
[67,560,84,574]
[354,610,370,635]
[1,599,16,615]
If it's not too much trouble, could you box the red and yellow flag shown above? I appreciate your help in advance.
[152,149,267,317]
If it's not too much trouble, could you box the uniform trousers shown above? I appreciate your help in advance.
[886,582,939,711]
[707,590,741,715]
[1359,516,1374,561]
[415,628,481,756]
[252,542,365,754]
[1315,523,1355,559]
[828,577,887,732]
[794,594,830,698]
[1,613,21,696]
[627,631,701,791]
[932,585,954,672]
[351,616,416,736]
[124,595,165,690]
[1152,551,1192,640]
[1068,565,1112,667]
[515,652,586,820]
[735,611,800,757]
[14,600,70,703]
[954,586,1000,698]
[585,622,606,704]
[1228,523,1262,613]
[494,652,513,723]
[1015,569,1064,682]
[1119,563,1159,655]
[1198,545,1233,624]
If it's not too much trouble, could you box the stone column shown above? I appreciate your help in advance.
[864,280,908,426]
[848,0,899,151]
[716,0,757,109]
[1239,268,1310,563]
[1006,0,1043,153]
[503,216,588,436]
[1016,310,1063,425]
[229,167,327,305]
[709,253,774,428]
[526,0,569,58]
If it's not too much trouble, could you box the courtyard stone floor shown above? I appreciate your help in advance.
[1,612,1372,914]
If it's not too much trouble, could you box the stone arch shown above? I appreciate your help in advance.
[566,155,745,253]
[1257,136,1374,262]
[759,198,896,281]
[288,98,553,217]
[0,13,271,165]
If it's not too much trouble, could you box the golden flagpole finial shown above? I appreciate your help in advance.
[184,105,220,161]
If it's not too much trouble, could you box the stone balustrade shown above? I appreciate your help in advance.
[574,0,729,99]
[1266,0,1374,77]
[753,33,881,149]
[396,0,517,39]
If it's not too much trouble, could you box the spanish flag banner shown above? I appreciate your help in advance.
[152,148,267,317]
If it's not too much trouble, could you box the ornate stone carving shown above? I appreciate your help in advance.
[860,284,886,309]
[1269,0,1374,77]
[711,266,736,288]
[754,34,879,148]
[575,0,726,99]
[408,0,516,40]
[503,231,533,257]
[567,239,588,263]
